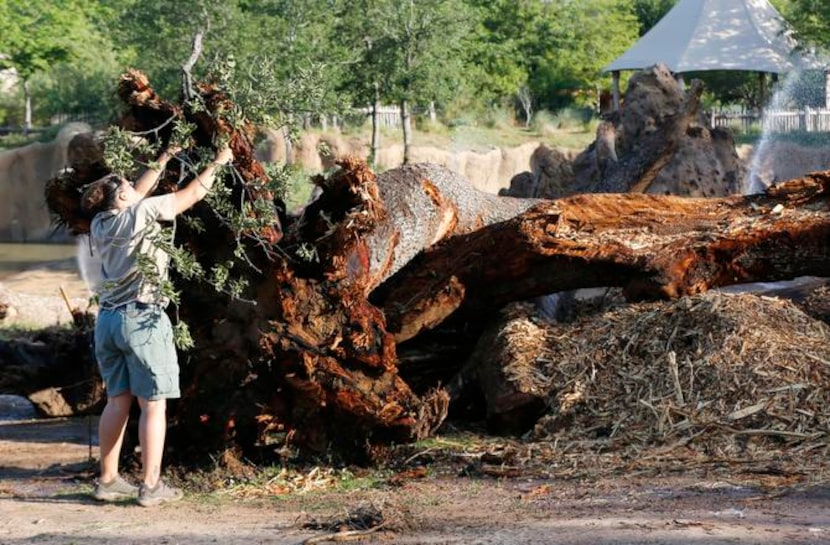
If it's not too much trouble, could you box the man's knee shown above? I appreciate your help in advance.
[106,392,134,414]
[137,397,167,415]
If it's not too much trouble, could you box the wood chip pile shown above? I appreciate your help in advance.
[532,291,830,457]
[801,284,830,324]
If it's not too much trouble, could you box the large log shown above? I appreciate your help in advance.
[44,71,830,463]
[378,172,830,342]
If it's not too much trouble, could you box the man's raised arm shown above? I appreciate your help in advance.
[172,146,233,215]
[134,146,181,199]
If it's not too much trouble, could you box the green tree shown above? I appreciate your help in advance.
[530,0,640,111]
[99,0,234,98]
[103,0,346,157]
[31,46,122,128]
[777,0,830,51]
[232,0,350,134]
[344,0,475,164]
[632,0,676,35]
[0,0,96,131]
[461,0,554,125]
[464,0,541,108]
[465,0,640,116]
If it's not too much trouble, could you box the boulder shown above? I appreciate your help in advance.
[0,123,92,241]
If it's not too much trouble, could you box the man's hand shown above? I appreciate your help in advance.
[164,144,183,157]
[214,145,233,166]
[134,144,182,198]
[172,145,235,215]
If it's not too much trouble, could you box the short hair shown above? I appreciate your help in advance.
[81,174,121,216]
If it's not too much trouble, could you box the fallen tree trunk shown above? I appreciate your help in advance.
[44,71,830,464]
[378,173,830,342]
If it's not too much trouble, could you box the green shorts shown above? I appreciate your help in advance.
[94,302,180,401]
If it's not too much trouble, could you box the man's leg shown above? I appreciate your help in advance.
[98,392,133,483]
[137,397,167,488]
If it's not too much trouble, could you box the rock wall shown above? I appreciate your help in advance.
[21,91,830,244]
[256,129,540,195]
[748,140,830,191]
[0,123,91,242]
[0,124,538,243]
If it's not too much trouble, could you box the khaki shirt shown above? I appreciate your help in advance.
[90,193,177,309]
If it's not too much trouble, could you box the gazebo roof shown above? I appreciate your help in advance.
[604,0,817,74]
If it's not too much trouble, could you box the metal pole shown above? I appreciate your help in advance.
[825,69,830,110]
[759,72,767,112]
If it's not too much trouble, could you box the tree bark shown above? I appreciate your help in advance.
[401,99,412,164]
[377,172,830,342]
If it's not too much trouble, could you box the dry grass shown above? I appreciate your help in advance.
[342,122,594,153]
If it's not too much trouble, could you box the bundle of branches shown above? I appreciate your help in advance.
[44,69,280,240]
[43,68,830,465]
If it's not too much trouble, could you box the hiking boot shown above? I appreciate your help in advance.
[93,475,138,502]
[137,479,183,507]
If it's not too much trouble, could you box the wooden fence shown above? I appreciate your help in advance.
[711,108,830,133]
[0,111,103,137]
[355,105,401,127]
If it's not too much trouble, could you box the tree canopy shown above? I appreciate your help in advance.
[0,0,105,128]
[0,0,825,133]
[0,0,89,80]
[778,0,830,51]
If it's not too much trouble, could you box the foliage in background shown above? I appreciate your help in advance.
[464,0,538,109]
[0,0,827,140]
[336,0,476,162]
[526,0,640,111]
[240,0,352,120]
[98,0,231,99]
[0,0,107,129]
[31,45,122,126]
[631,0,676,35]
[777,0,830,52]
[691,71,764,110]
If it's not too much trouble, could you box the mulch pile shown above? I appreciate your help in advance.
[531,290,830,461]
[801,284,830,324]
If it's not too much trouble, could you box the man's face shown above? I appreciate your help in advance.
[115,179,140,209]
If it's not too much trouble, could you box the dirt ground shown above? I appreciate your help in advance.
[2,266,830,545]
[0,257,91,327]
[3,417,830,545]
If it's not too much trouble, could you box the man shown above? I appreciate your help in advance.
[81,143,233,507]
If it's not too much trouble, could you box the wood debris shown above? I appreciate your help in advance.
[531,291,830,460]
